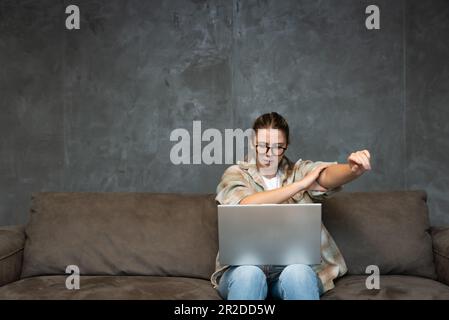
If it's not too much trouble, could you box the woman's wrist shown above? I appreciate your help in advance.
[294,180,306,193]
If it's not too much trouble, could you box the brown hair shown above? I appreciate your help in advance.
[252,112,290,146]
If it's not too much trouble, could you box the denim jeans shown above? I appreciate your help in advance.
[217,264,324,300]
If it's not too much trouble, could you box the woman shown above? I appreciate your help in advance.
[210,112,372,300]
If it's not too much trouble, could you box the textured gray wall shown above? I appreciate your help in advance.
[406,1,449,226]
[0,0,448,226]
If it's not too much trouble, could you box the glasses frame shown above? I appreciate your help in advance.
[255,144,288,156]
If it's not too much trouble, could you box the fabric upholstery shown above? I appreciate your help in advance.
[431,226,449,286]
[321,275,449,300]
[0,275,221,299]
[0,225,25,286]
[0,190,445,300]
[322,190,436,279]
[21,192,218,280]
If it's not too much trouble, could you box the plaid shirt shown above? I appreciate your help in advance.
[210,155,348,294]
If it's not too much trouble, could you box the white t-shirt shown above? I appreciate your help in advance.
[261,171,281,190]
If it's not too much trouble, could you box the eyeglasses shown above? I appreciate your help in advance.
[255,144,287,156]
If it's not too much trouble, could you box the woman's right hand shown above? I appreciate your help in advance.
[240,163,333,205]
[299,164,333,191]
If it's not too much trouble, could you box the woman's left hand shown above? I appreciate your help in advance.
[348,149,372,176]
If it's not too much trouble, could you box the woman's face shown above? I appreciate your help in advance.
[253,128,288,176]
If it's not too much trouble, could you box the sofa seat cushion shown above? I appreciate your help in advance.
[321,275,449,300]
[0,275,222,300]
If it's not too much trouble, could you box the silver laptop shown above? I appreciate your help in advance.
[218,204,322,266]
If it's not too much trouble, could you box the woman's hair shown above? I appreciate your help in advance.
[252,112,290,146]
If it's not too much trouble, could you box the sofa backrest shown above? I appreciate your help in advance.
[21,192,218,280]
[21,190,437,281]
[322,190,437,279]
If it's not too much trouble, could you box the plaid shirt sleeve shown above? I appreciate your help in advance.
[295,159,344,201]
[215,165,256,205]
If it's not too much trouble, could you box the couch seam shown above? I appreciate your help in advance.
[0,247,24,261]
[433,250,449,260]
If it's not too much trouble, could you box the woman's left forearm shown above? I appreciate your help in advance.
[317,163,361,189]
[316,150,372,189]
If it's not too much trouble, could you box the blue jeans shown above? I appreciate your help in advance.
[218,264,324,300]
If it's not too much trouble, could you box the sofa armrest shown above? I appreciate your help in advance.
[431,226,449,286]
[0,225,26,287]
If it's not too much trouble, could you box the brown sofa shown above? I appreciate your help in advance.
[0,190,448,299]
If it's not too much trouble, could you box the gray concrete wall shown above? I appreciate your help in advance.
[0,0,448,226]
[406,0,449,226]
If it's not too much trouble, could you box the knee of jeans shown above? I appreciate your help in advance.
[281,264,317,283]
[232,265,266,285]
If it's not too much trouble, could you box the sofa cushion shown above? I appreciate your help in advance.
[321,275,449,300]
[21,192,218,279]
[322,190,436,279]
[0,225,25,286]
[0,275,221,299]
[431,226,449,286]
